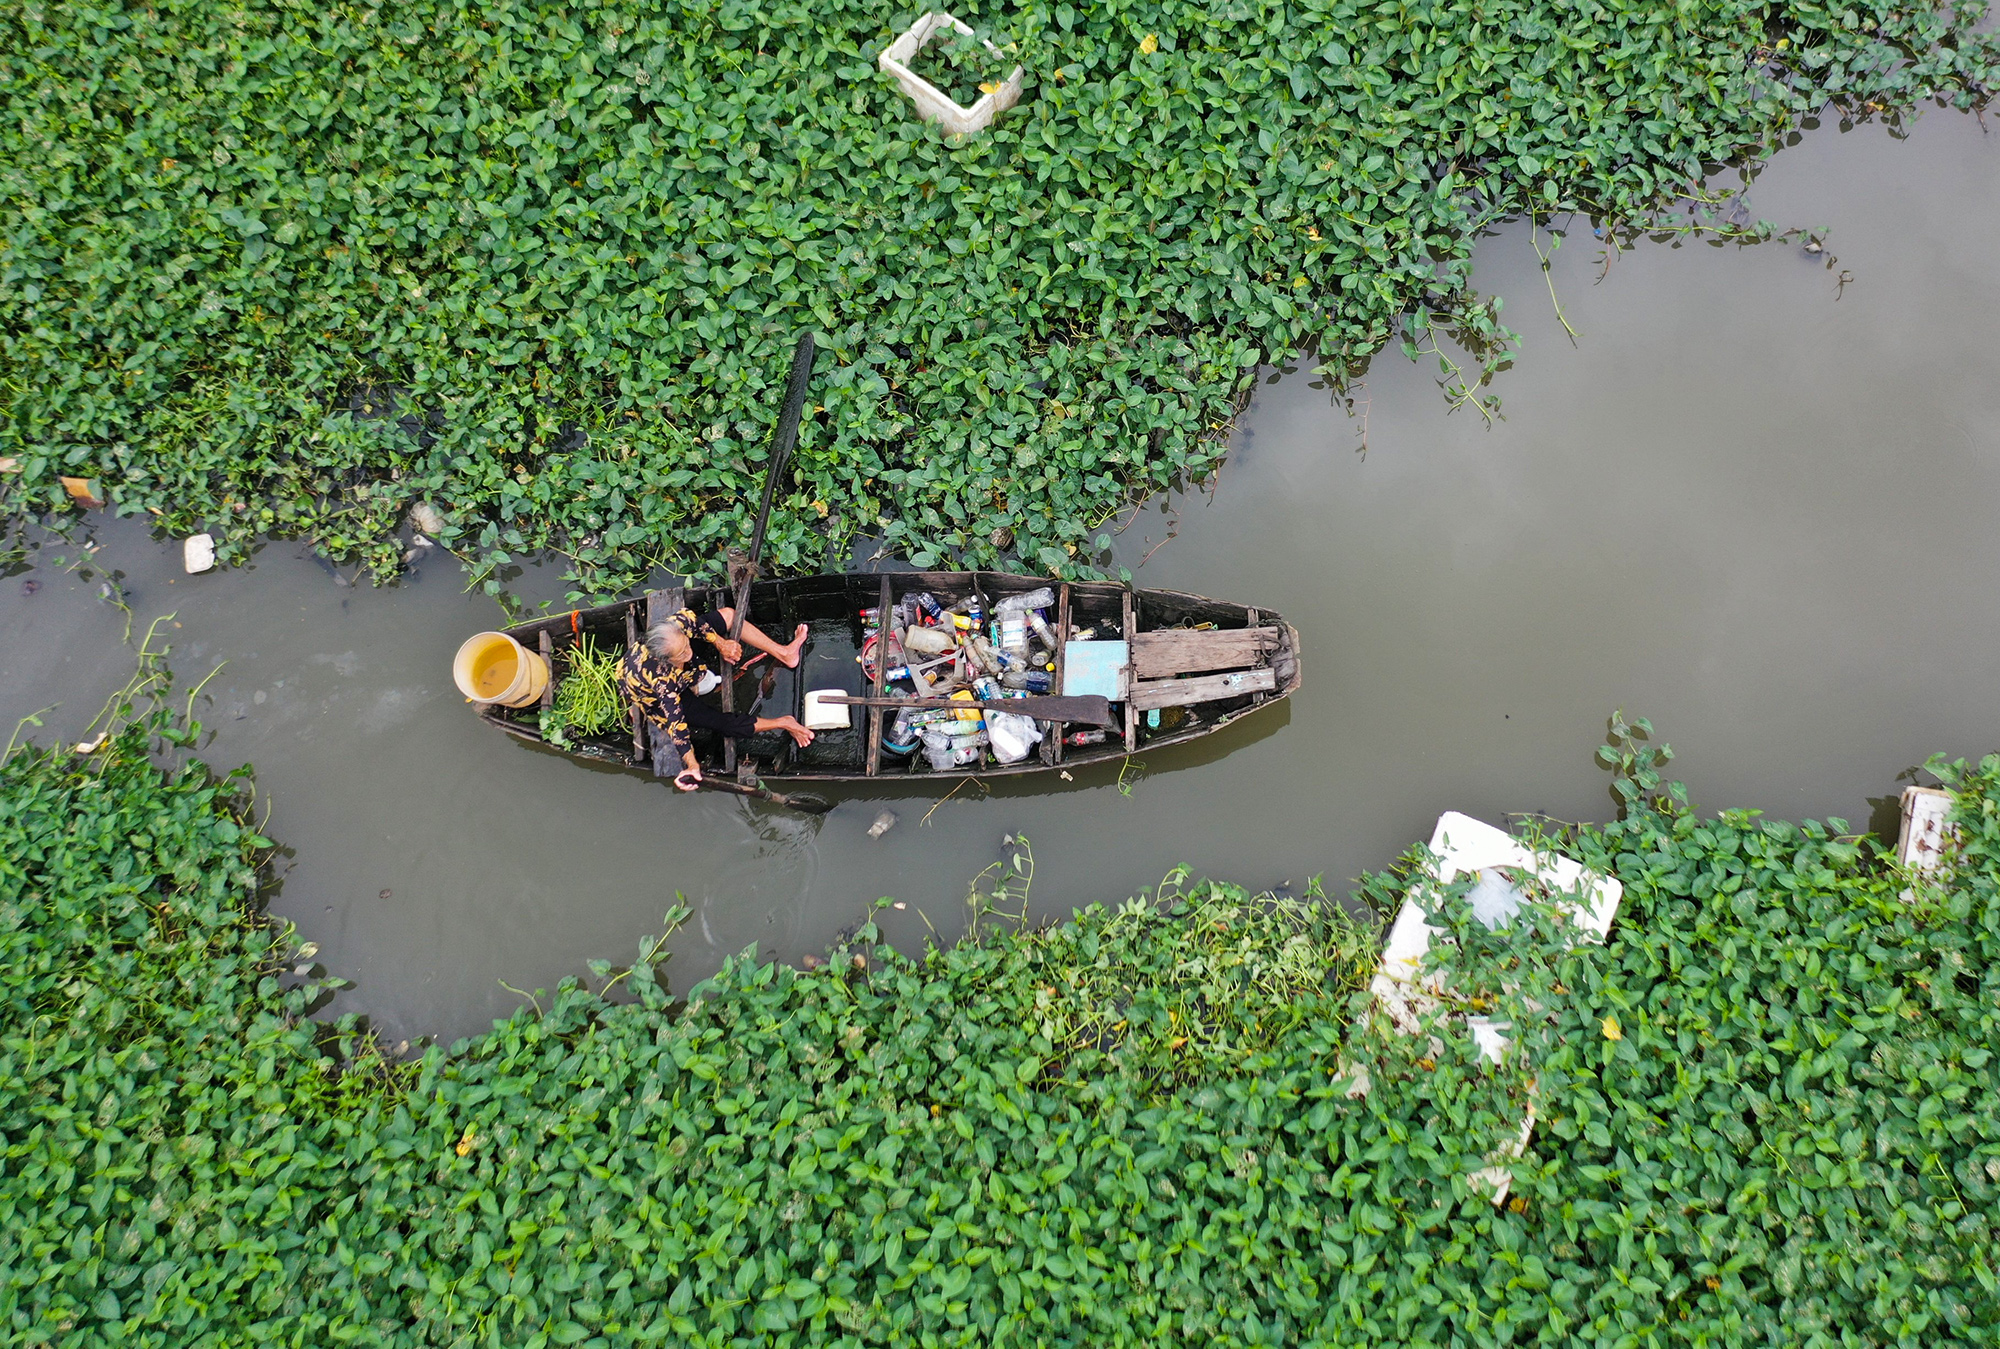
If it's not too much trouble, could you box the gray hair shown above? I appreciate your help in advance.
[643,620,690,660]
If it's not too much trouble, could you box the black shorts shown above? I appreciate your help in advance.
[682,695,758,741]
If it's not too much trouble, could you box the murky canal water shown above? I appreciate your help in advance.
[4,113,1997,1047]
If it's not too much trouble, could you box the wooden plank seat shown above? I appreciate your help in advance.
[1131,626,1282,679]
[1131,666,1278,711]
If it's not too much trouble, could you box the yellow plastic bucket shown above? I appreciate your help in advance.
[452,631,549,708]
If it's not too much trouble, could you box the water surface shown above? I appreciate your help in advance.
[3,113,1996,1045]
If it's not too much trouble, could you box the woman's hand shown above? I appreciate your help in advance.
[710,635,744,664]
[674,756,703,792]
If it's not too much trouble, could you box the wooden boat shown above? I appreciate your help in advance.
[478,572,1302,783]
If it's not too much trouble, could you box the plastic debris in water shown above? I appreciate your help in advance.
[867,810,897,840]
[60,476,103,507]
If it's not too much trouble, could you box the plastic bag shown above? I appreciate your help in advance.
[903,625,956,656]
[986,709,1043,764]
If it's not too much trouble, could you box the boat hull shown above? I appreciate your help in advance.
[476,572,1301,784]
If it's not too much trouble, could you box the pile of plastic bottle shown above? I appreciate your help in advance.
[860,588,1078,769]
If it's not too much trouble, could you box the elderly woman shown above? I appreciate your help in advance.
[620,606,815,790]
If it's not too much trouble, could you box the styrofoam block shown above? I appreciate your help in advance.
[1896,785,1953,873]
[184,533,216,574]
[804,689,853,731]
[1375,812,1622,1000]
[1363,811,1625,1203]
[878,12,1023,136]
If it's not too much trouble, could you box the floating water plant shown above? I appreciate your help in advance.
[541,636,623,743]
[1,2,1995,597]
[3,714,1999,1340]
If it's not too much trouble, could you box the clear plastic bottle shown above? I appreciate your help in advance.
[922,726,987,770]
[995,588,1055,614]
[966,635,1003,676]
[999,612,1029,657]
[885,708,920,755]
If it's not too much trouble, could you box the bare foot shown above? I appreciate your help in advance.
[775,623,809,669]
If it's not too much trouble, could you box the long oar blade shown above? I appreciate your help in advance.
[729,332,818,640]
[766,332,818,490]
[722,331,819,774]
[695,774,834,815]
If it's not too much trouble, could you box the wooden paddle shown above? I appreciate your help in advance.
[824,693,1118,728]
[724,331,817,643]
[720,331,818,772]
[688,771,834,815]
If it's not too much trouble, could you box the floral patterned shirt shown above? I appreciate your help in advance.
[618,608,726,761]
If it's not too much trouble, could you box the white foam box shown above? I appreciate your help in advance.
[1365,811,1624,1201]
[877,12,1023,136]
[803,690,854,731]
[1896,785,1953,873]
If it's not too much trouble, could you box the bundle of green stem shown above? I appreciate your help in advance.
[549,638,623,738]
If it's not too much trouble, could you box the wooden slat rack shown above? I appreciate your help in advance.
[1131,626,1282,678]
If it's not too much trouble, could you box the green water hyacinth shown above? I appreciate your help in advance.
[2,711,1997,1343]
[1,0,1996,594]
[545,634,627,742]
